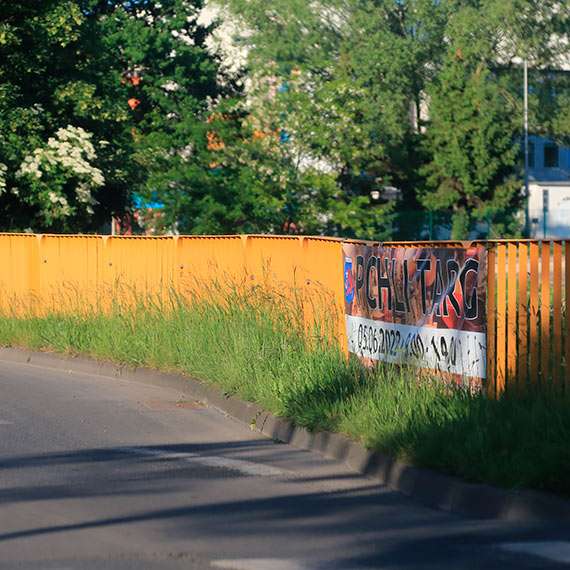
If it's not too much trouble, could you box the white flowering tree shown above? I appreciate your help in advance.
[0,1,137,232]
[0,0,224,233]
[15,126,104,227]
[0,164,7,196]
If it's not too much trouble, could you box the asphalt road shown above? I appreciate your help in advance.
[0,358,568,570]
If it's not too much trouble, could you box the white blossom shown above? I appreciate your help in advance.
[16,125,103,220]
[162,80,180,92]
[0,163,7,194]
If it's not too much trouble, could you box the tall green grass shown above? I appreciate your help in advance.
[0,281,569,497]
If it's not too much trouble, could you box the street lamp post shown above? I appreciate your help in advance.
[523,59,531,236]
[524,59,529,198]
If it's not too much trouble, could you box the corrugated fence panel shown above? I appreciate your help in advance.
[529,242,540,385]
[175,235,246,293]
[244,235,305,286]
[485,239,566,394]
[38,235,105,312]
[174,235,346,344]
[0,234,40,313]
[301,237,345,346]
[104,236,175,300]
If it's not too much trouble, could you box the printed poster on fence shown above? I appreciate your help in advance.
[343,243,487,380]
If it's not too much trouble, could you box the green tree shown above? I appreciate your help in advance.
[218,0,569,239]
[343,0,454,202]
[103,0,228,234]
[5,0,565,237]
[527,71,570,148]
[420,28,522,238]
[418,0,570,239]
[180,101,393,238]
[213,0,397,238]
[0,0,138,232]
[0,0,227,234]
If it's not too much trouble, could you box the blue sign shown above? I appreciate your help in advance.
[344,257,355,303]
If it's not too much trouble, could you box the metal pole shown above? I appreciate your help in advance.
[524,59,530,237]
[524,59,529,196]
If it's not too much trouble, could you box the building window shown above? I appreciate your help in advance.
[544,143,559,168]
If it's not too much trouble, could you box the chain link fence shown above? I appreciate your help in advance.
[387,208,570,241]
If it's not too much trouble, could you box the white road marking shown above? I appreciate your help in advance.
[123,447,288,477]
[211,560,315,570]
[0,419,14,425]
[498,541,570,564]
[211,560,358,570]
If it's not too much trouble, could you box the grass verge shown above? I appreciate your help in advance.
[1,282,569,497]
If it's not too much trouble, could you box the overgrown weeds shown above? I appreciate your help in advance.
[0,280,569,497]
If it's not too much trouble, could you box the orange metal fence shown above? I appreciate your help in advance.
[482,239,568,396]
[0,234,567,395]
[0,233,347,344]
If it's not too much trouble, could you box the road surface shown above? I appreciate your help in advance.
[0,358,567,569]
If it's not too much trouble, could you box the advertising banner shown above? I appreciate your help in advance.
[343,243,487,380]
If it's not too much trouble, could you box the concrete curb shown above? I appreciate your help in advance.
[2,346,569,527]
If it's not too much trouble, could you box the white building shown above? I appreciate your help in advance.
[527,135,570,238]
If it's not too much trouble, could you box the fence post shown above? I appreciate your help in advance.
[566,241,570,391]
[507,243,518,389]
[517,243,528,391]
[24,235,41,316]
[495,243,507,396]
[486,242,496,396]
[541,242,551,385]
[529,242,540,384]
[552,242,562,389]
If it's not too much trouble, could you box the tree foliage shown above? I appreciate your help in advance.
[0,0,223,233]
[421,48,522,238]
[218,0,570,238]
[0,0,135,231]
[105,0,225,234]
[1,0,570,238]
